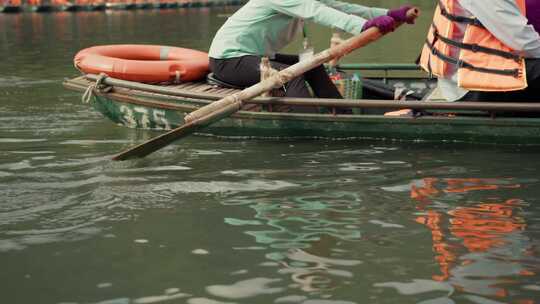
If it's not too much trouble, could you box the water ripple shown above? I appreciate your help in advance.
[153,180,298,194]
[0,138,47,143]
[374,279,454,295]
[0,76,56,87]
[206,277,284,299]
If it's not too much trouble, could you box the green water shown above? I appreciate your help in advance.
[2,2,540,304]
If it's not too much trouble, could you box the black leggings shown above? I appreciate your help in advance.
[209,54,343,99]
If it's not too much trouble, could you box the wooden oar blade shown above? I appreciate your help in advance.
[112,121,199,161]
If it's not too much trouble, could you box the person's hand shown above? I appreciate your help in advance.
[387,5,416,24]
[362,15,396,34]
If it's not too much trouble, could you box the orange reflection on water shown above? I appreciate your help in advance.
[415,210,455,282]
[412,178,534,301]
[449,198,525,253]
[412,177,521,206]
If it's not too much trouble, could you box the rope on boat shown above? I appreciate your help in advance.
[82,73,111,104]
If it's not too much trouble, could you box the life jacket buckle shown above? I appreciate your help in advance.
[513,52,525,63]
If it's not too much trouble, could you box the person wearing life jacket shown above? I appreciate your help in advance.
[419,0,540,102]
[208,0,416,100]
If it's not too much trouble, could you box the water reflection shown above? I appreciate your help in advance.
[220,172,540,301]
[412,177,538,302]
[275,247,361,293]
[224,192,364,294]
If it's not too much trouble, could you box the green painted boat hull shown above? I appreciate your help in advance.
[62,64,540,146]
[89,93,540,145]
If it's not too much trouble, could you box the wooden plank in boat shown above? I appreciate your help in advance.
[178,83,201,90]
[191,83,215,92]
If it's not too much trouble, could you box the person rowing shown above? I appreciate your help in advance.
[208,0,416,101]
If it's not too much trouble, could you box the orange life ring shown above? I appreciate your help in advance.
[74,44,209,83]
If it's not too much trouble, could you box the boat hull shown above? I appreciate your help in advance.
[63,77,540,145]
[0,5,22,12]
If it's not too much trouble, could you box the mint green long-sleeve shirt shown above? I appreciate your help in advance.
[208,0,388,59]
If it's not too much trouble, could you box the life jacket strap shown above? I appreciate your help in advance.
[430,24,522,62]
[438,0,484,27]
[424,38,521,77]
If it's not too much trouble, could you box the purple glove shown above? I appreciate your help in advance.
[526,1,540,33]
[387,5,415,24]
[362,15,396,34]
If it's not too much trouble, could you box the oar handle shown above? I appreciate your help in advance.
[406,8,420,21]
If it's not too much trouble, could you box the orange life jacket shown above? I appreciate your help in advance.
[419,0,528,91]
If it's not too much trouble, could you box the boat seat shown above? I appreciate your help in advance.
[422,86,447,102]
[206,73,244,90]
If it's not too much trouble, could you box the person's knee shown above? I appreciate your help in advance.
[304,64,328,79]
[311,64,326,73]
[287,75,307,89]
[285,75,311,98]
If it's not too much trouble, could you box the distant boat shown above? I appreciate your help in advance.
[135,0,152,9]
[27,0,53,12]
[151,1,166,9]
[105,1,126,9]
[61,3,80,11]
[164,1,177,8]
[53,0,82,11]
[0,0,246,12]
[0,3,22,12]
[88,2,106,10]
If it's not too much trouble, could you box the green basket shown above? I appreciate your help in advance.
[330,73,363,100]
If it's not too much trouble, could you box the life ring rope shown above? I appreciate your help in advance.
[81,73,111,104]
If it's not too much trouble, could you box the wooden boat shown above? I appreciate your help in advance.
[63,63,540,145]
[54,0,102,11]
[164,1,177,8]
[105,2,127,9]
[123,1,136,9]
[29,4,53,11]
[134,0,152,9]
[87,3,106,10]
[61,3,80,11]
[151,1,168,9]
[0,3,22,12]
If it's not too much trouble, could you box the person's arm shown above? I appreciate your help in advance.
[459,0,540,58]
[266,0,368,35]
[317,0,387,19]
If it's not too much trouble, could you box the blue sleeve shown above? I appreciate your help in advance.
[266,0,368,34]
[318,0,388,19]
